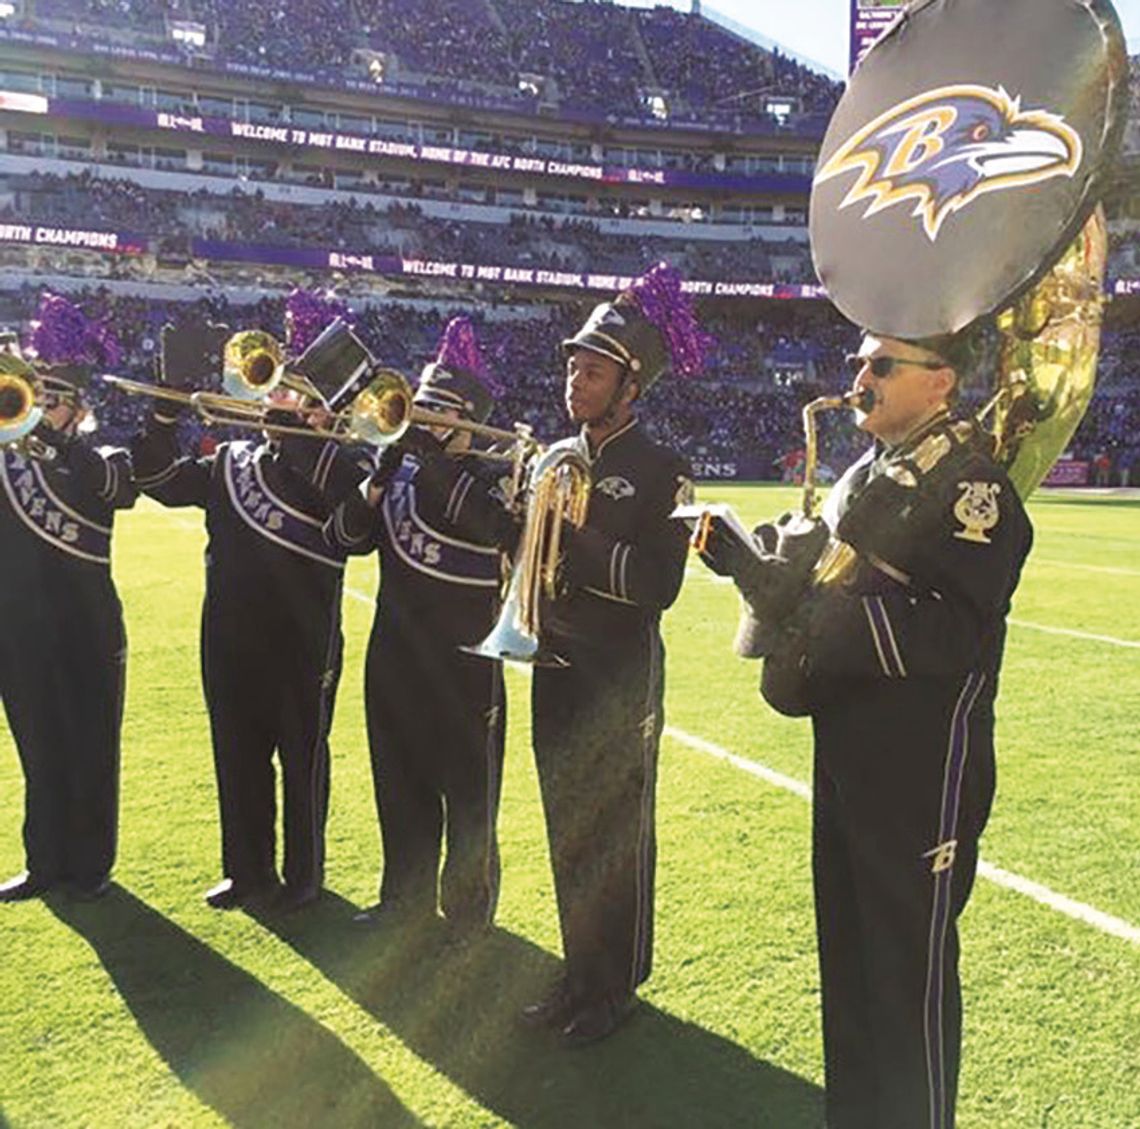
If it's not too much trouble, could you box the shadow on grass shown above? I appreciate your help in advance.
[255,892,824,1129]
[49,887,421,1129]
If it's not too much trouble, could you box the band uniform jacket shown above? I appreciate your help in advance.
[131,416,367,892]
[327,442,513,922]
[0,433,136,887]
[786,411,1033,1129]
[532,417,692,1004]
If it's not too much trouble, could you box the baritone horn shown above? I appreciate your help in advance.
[465,445,592,666]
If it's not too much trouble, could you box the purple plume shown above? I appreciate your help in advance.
[285,288,353,353]
[624,262,710,378]
[26,292,122,369]
[436,316,502,396]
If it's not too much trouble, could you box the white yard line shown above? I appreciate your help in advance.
[680,570,1140,648]
[1008,619,1140,649]
[1030,559,1140,579]
[664,725,1140,947]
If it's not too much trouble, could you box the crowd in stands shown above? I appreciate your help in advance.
[22,0,842,130]
[636,8,839,118]
[3,284,1135,483]
[2,171,820,284]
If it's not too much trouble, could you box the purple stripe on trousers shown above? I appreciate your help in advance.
[925,670,986,1129]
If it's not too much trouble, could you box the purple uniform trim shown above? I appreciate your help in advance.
[223,444,346,569]
[924,669,986,1129]
[1,449,112,564]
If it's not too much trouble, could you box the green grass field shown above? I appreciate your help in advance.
[2,485,1138,1129]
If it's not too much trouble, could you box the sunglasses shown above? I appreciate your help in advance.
[844,354,946,379]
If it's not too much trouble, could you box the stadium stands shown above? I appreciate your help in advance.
[0,170,818,284]
[15,0,842,129]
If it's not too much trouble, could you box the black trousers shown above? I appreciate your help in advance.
[366,620,505,924]
[811,672,995,1129]
[0,589,125,886]
[532,627,664,1003]
[201,599,342,892]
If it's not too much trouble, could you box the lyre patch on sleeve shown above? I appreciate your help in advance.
[952,481,1001,543]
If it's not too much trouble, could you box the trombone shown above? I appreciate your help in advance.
[101,329,293,415]
[0,353,84,460]
[103,329,541,458]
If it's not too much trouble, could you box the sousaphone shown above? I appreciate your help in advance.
[810,0,1129,497]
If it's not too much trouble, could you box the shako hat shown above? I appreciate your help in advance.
[561,262,708,391]
[414,316,500,425]
[25,291,122,395]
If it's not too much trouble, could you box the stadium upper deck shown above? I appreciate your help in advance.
[3,0,840,135]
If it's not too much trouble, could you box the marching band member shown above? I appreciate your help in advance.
[327,318,518,936]
[130,294,369,913]
[708,331,1032,1129]
[0,294,136,902]
[697,0,1122,1115]
[520,264,703,1046]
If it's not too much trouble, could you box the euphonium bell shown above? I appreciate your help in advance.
[222,330,285,401]
[465,445,591,666]
[0,354,43,446]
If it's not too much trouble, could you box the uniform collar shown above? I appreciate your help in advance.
[882,407,953,459]
[582,415,638,461]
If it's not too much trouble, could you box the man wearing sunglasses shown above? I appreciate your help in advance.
[712,327,1033,1129]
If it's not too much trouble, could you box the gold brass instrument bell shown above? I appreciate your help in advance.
[221,329,286,400]
[0,352,85,461]
[0,353,42,445]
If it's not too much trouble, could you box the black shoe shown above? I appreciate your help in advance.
[520,979,579,1031]
[69,876,113,901]
[204,877,280,910]
[0,872,53,902]
[559,992,638,1048]
[273,884,321,914]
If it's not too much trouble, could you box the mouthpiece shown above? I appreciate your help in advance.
[844,388,876,413]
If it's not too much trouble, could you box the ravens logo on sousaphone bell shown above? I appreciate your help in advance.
[814,83,1084,243]
[810,0,1128,341]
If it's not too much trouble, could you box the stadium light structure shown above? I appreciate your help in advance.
[643,92,669,121]
[352,49,390,85]
[169,20,207,49]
